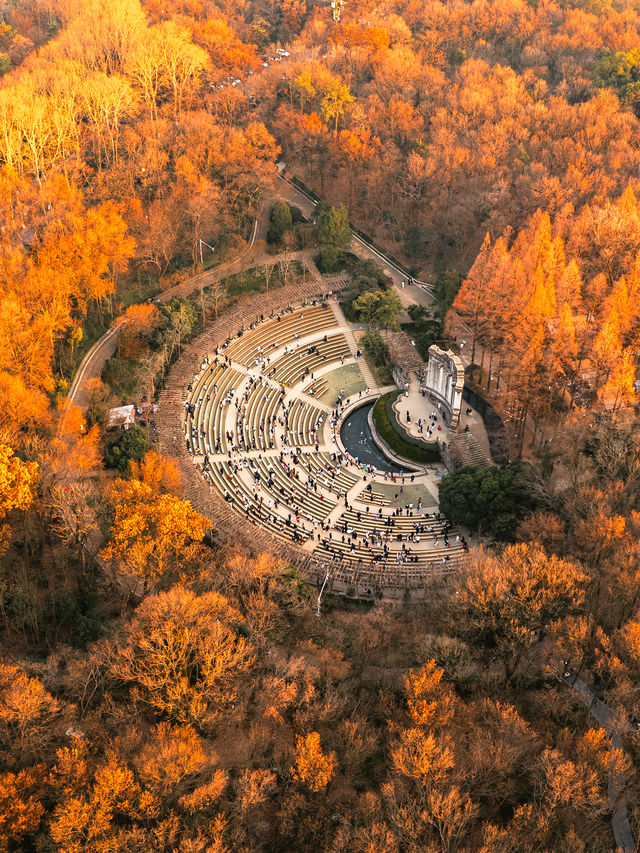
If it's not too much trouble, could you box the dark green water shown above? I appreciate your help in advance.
[340,402,410,473]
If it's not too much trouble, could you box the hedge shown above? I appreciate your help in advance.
[372,391,440,464]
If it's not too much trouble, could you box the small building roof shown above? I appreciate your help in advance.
[380,330,425,372]
[106,405,136,428]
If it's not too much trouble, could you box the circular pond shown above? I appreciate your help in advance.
[340,401,411,473]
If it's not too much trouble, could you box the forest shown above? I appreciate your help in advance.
[2,0,640,850]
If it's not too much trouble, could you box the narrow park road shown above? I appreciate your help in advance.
[564,672,637,853]
[64,200,265,419]
[65,173,424,418]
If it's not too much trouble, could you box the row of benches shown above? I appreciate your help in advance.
[225,304,337,367]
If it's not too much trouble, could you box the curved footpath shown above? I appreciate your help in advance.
[65,173,427,415]
[563,671,637,853]
[153,281,458,599]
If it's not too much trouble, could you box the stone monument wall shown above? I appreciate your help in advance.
[422,345,464,429]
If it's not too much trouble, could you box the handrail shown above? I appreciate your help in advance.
[278,173,435,293]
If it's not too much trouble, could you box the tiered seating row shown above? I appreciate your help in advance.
[225,305,336,367]
[271,334,351,386]
[252,458,337,524]
[237,383,283,451]
[303,377,328,398]
[186,364,244,455]
[204,460,302,543]
[311,503,463,567]
[286,400,325,447]
[303,452,360,496]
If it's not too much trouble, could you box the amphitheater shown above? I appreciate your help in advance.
[157,276,467,599]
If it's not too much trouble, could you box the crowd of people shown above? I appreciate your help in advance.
[181,305,466,570]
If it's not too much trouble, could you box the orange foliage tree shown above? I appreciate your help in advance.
[100,478,210,592]
[110,585,254,729]
[0,444,38,552]
[290,732,337,793]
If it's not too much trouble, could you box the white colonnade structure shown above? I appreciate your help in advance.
[422,345,464,430]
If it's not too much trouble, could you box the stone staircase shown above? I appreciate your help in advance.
[447,432,493,469]
[329,301,377,390]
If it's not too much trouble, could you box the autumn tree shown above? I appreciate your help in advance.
[136,722,216,798]
[100,478,210,592]
[404,660,456,731]
[0,445,38,553]
[117,303,163,359]
[129,449,182,495]
[47,481,99,571]
[110,585,254,729]
[455,544,590,684]
[48,749,157,850]
[290,732,336,793]
[0,663,64,763]
[126,20,208,120]
[0,171,134,440]
[321,78,354,134]
[0,768,44,850]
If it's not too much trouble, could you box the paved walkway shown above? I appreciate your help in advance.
[329,300,376,390]
[563,671,637,853]
[389,367,493,461]
[65,173,421,420]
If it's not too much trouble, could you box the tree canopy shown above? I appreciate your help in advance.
[438,463,536,540]
[105,424,149,472]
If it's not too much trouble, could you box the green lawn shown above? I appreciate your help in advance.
[319,363,366,404]
[372,481,439,507]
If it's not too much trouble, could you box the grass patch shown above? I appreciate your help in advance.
[374,481,438,506]
[372,391,440,464]
[319,364,366,404]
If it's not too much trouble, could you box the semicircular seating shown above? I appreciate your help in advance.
[182,301,467,586]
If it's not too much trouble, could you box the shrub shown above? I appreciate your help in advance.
[316,246,346,273]
[106,424,149,473]
[362,331,388,365]
[437,463,536,541]
[267,200,293,244]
